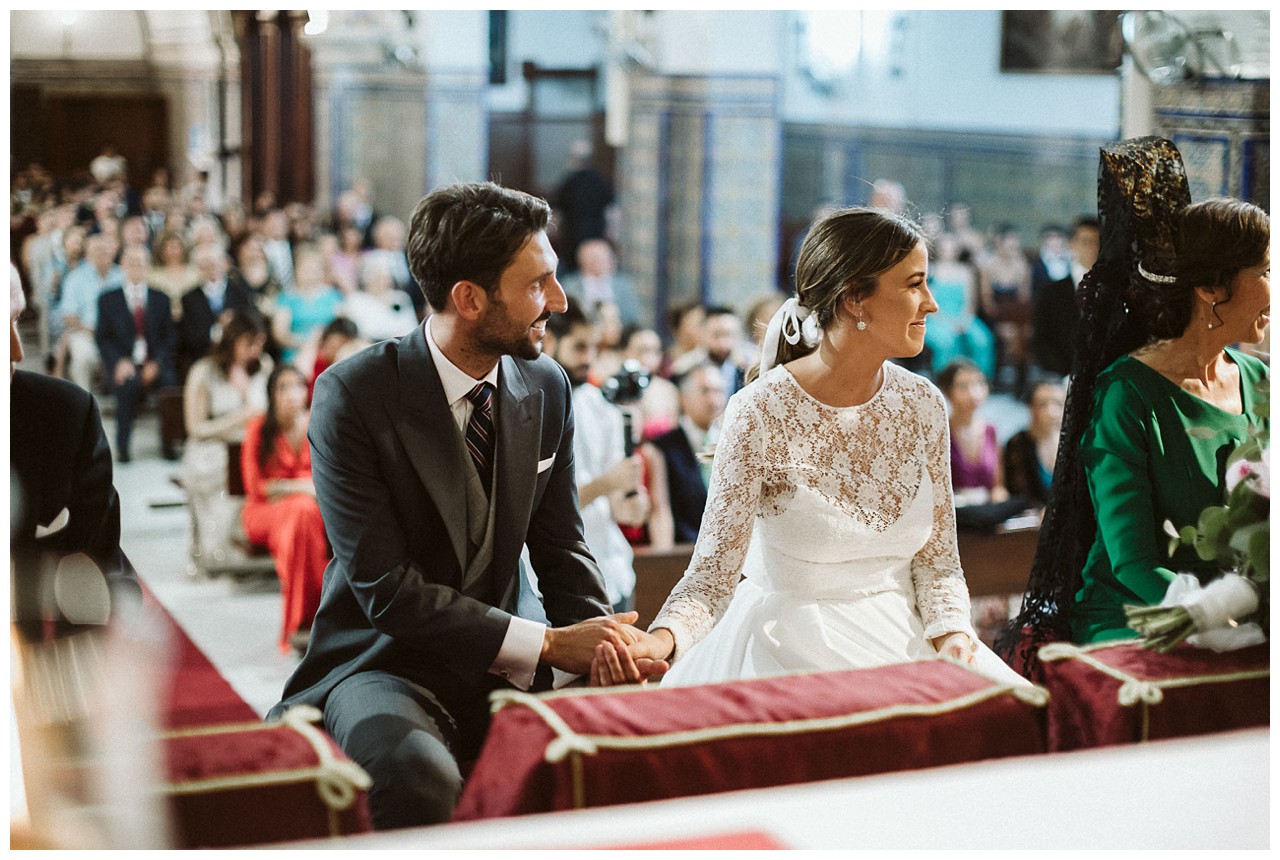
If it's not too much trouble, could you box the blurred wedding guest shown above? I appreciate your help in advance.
[869,178,906,214]
[622,325,679,440]
[235,234,282,308]
[945,201,986,263]
[240,364,330,654]
[180,311,272,562]
[220,201,251,258]
[1030,223,1071,297]
[741,292,785,369]
[662,299,704,376]
[553,139,615,271]
[11,264,141,642]
[261,208,296,290]
[149,229,198,312]
[272,246,343,365]
[924,232,997,380]
[560,239,639,324]
[671,305,746,395]
[1002,378,1065,507]
[589,300,626,383]
[179,244,256,379]
[362,216,419,315]
[304,317,368,400]
[95,245,179,462]
[642,362,727,548]
[89,143,126,186]
[55,231,122,391]
[328,224,366,295]
[939,359,1008,507]
[341,254,418,342]
[1032,216,1099,377]
[980,224,1032,313]
[549,299,648,610]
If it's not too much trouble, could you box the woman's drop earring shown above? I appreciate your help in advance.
[1207,300,1219,329]
[855,309,868,331]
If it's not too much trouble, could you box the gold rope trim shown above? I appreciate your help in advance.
[1037,641,1269,741]
[496,677,1047,766]
[162,705,371,836]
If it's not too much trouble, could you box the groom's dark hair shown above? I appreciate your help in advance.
[407,181,551,313]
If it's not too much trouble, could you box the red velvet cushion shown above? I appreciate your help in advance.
[1036,641,1270,751]
[454,660,1048,821]
[163,708,372,848]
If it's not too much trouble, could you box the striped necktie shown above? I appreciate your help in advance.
[465,382,495,495]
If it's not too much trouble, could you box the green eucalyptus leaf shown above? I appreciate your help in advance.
[1248,529,1269,581]
[1178,525,1199,544]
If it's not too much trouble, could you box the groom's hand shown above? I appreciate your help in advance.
[541,613,641,675]
[589,627,674,687]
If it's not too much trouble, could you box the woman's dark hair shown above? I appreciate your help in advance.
[936,357,984,397]
[666,299,705,335]
[211,310,266,375]
[406,181,550,313]
[1132,197,1270,339]
[258,364,308,471]
[757,207,925,378]
[152,229,187,263]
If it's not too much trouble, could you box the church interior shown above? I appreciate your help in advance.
[8,9,1270,850]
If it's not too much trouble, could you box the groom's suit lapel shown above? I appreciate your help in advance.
[391,330,546,590]
[394,328,469,571]
[493,355,543,594]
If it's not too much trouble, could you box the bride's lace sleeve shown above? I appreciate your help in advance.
[910,383,977,642]
[649,392,764,661]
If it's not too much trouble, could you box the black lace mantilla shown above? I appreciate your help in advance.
[997,137,1192,675]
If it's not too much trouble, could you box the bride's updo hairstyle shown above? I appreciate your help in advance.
[757,207,925,379]
[1131,197,1269,340]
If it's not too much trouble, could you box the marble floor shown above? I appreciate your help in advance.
[42,356,1030,719]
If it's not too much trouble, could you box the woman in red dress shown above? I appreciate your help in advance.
[240,364,330,654]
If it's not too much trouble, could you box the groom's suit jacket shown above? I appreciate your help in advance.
[271,324,611,716]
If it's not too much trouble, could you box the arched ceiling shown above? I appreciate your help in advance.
[9,10,224,61]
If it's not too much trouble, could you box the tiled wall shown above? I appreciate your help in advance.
[1153,79,1269,211]
[781,124,1113,238]
[620,73,781,330]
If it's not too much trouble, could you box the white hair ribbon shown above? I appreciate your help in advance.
[759,297,820,374]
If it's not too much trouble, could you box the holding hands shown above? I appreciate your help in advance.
[931,631,977,664]
[590,626,673,687]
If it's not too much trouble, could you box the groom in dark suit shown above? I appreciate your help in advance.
[269,182,645,829]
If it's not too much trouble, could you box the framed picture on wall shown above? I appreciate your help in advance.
[1000,11,1123,74]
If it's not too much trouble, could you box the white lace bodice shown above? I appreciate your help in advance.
[650,361,974,660]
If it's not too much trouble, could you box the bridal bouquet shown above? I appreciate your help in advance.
[1125,378,1270,652]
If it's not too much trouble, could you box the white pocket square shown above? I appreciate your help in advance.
[536,455,556,474]
[35,507,71,539]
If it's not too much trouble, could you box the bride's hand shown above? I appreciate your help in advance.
[589,628,673,687]
[931,631,977,664]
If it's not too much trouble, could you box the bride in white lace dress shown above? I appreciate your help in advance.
[590,208,1028,687]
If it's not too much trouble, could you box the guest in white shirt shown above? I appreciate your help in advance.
[548,298,649,610]
[341,253,419,342]
[55,232,122,392]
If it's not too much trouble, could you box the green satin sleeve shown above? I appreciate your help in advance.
[1081,376,1178,604]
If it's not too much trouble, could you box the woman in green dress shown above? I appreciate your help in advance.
[1072,197,1269,641]
[1000,137,1269,672]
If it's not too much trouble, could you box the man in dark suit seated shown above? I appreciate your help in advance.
[1032,216,1098,377]
[95,245,178,462]
[642,362,728,548]
[179,244,255,379]
[11,264,140,641]
[267,181,657,829]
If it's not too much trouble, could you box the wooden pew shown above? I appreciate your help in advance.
[631,525,1040,630]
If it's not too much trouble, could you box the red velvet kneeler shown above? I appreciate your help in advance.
[1035,641,1270,751]
[144,590,373,847]
[163,706,373,848]
[453,660,1048,820]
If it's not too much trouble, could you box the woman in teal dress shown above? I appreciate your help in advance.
[271,245,343,364]
[1001,137,1269,671]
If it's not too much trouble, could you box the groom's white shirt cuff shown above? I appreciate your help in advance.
[490,617,579,690]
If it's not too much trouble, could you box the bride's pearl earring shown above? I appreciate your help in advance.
[855,311,868,331]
